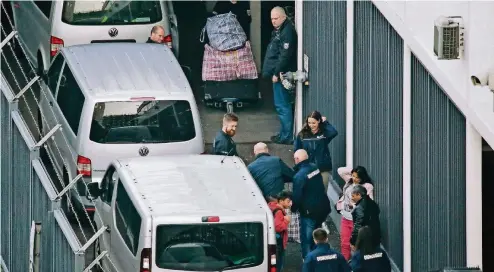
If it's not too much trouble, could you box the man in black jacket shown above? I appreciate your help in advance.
[262,7,297,145]
[291,149,331,259]
[213,113,239,156]
[350,185,382,249]
[146,25,165,44]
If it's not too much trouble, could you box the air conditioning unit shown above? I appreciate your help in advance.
[433,16,465,60]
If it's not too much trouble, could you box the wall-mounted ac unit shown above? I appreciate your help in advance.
[433,16,465,60]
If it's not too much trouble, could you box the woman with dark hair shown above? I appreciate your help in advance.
[335,165,374,261]
[350,226,391,272]
[294,111,338,192]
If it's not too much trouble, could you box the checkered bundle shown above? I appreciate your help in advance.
[202,41,258,82]
[203,12,247,52]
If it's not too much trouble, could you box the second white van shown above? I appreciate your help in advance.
[87,155,278,272]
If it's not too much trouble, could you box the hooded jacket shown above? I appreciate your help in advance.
[294,121,338,172]
[268,201,289,249]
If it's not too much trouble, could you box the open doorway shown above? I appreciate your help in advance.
[482,138,494,270]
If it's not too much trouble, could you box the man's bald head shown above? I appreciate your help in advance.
[150,25,165,43]
[253,142,269,156]
[271,6,287,28]
[294,149,309,164]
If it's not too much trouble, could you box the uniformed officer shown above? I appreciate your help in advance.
[302,228,351,272]
[213,113,239,156]
[291,149,331,259]
[262,6,297,145]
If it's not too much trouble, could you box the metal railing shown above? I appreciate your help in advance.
[0,2,115,271]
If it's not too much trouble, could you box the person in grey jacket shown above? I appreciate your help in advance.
[247,142,294,197]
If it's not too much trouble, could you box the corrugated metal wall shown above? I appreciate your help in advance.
[0,92,12,271]
[353,1,404,269]
[302,1,347,186]
[410,54,467,271]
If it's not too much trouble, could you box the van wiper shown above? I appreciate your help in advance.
[221,263,255,271]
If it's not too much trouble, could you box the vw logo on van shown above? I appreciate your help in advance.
[108,27,118,37]
[138,146,149,157]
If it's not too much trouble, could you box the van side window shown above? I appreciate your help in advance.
[34,1,52,18]
[114,182,141,256]
[56,66,85,135]
[100,166,116,204]
[47,54,65,95]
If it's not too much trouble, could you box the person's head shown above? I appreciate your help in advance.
[300,111,324,137]
[222,113,239,137]
[351,166,373,185]
[150,25,165,43]
[351,184,368,203]
[230,0,238,3]
[293,149,309,165]
[271,6,287,28]
[276,190,292,209]
[312,228,329,245]
[253,142,269,156]
[355,226,375,255]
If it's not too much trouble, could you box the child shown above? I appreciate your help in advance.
[268,191,292,271]
[302,228,350,272]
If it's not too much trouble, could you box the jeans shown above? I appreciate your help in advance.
[300,216,322,259]
[340,217,354,260]
[273,82,293,141]
[276,247,285,271]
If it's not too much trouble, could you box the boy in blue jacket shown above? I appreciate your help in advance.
[302,228,351,272]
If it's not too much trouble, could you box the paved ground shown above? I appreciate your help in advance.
[1,3,341,270]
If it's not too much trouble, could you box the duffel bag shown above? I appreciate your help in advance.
[200,12,247,52]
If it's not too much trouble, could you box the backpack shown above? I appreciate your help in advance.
[272,208,285,247]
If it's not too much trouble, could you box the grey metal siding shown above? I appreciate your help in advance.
[302,1,346,185]
[353,1,404,269]
[0,93,12,268]
[410,54,467,271]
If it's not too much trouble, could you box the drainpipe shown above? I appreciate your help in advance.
[295,0,304,132]
[346,0,354,166]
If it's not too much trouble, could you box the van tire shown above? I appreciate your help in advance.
[36,51,44,77]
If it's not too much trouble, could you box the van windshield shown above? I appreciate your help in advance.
[89,100,196,144]
[155,223,264,271]
[62,1,162,25]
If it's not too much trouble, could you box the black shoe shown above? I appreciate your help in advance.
[270,134,280,142]
[273,138,293,145]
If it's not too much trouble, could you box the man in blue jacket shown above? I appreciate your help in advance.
[303,228,351,272]
[292,149,332,259]
[263,6,297,145]
[248,142,294,197]
[213,113,239,156]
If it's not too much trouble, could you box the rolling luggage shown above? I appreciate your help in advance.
[203,79,260,112]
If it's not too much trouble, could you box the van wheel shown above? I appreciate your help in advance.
[62,170,76,223]
[37,52,44,77]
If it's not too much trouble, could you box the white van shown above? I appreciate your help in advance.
[38,43,203,217]
[11,0,179,75]
[87,155,278,272]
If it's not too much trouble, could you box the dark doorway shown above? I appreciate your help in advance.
[260,1,295,63]
[482,139,494,271]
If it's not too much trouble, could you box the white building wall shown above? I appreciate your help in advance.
[381,1,494,150]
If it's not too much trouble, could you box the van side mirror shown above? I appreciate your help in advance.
[87,182,102,199]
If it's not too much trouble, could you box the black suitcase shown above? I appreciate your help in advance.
[203,79,260,103]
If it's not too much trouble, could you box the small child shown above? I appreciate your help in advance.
[267,191,292,272]
[302,228,351,272]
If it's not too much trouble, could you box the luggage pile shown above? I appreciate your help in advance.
[200,12,260,112]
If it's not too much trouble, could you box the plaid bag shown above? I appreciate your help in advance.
[202,41,258,82]
[201,12,247,52]
[284,182,301,243]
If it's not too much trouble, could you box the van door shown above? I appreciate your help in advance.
[165,1,179,56]
[93,165,118,266]
[39,53,65,176]
[53,63,85,179]
[110,181,141,271]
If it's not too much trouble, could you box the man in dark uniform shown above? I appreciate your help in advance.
[213,0,251,38]
[248,142,294,197]
[303,228,351,272]
[262,6,297,145]
[146,25,165,44]
[350,185,382,250]
[213,113,239,156]
[291,149,331,259]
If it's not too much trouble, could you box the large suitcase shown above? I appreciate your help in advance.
[203,79,260,104]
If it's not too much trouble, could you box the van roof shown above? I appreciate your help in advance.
[61,43,192,98]
[116,155,267,217]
